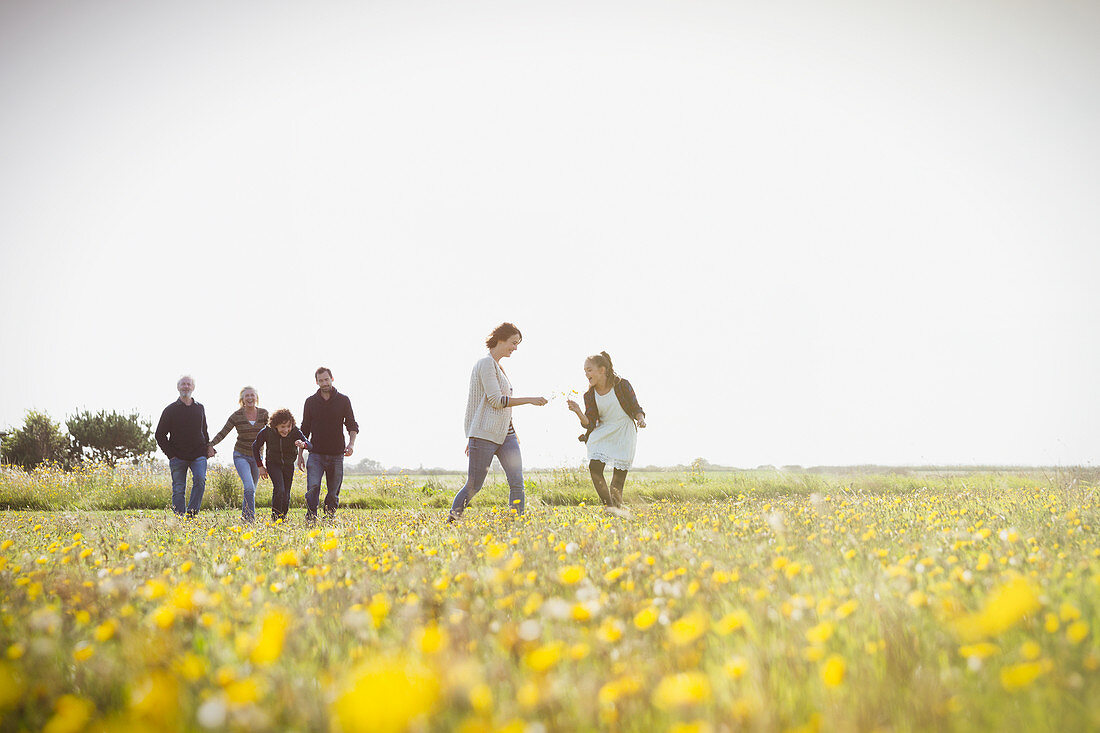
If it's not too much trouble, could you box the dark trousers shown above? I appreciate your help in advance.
[267,463,295,521]
[589,460,627,508]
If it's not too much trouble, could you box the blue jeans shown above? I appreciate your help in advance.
[306,453,343,520]
[169,456,207,516]
[233,451,259,522]
[450,433,524,518]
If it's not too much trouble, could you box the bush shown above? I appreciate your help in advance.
[1,411,69,470]
[67,409,156,466]
[209,466,242,509]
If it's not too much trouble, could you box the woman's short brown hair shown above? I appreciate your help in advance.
[268,408,296,428]
[486,322,522,349]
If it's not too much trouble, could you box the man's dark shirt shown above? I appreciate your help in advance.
[301,388,358,455]
[155,399,210,461]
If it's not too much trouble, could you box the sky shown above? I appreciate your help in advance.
[1,0,1098,470]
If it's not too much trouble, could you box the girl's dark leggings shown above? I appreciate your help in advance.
[267,463,295,521]
[589,460,627,507]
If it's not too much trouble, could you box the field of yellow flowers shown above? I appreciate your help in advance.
[1,477,1098,731]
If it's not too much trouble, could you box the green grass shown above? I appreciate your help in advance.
[0,462,1089,513]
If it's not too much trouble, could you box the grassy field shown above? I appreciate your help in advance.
[1,468,1099,731]
[0,460,1088,512]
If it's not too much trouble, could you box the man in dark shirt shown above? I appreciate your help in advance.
[155,375,212,517]
[301,366,358,523]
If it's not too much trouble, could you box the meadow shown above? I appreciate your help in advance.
[1,465,1098,731]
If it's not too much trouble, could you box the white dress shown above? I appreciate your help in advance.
[586,388,637,471]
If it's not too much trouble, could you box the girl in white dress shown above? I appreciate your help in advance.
[567,352,646,508]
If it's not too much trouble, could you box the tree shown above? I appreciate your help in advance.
[66,409,156,466]
[351,457,384,474]
[1,411,69,470]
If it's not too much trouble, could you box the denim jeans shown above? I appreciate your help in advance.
[169,456,207,516]
[306,453,343,520]
[233,451,259,522]
[450,433,524,518]
[268,462,294,522]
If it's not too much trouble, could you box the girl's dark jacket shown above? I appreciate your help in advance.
[579,378,645,443]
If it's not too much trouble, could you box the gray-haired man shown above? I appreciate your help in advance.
[155,375,212,516]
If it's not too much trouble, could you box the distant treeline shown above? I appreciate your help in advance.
[341,458,1094,476]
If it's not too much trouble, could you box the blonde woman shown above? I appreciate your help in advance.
[210,386,270,522]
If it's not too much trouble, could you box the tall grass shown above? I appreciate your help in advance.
[0,461,1084,512]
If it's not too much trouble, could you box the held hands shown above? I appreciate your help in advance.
[296,456,305,472]
[344,444,354,457]
[294,440,308,449]
[206,446,217,458]
[258,466,269,480]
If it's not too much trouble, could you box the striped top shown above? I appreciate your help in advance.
[465,355,514,443]
[210,407,270,456]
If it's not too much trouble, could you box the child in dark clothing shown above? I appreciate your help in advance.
[251,408,310,522]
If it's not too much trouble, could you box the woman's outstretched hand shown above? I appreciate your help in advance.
[566,399,581,414]
[532,397,548,406]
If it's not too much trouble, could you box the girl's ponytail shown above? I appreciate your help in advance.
[589,351,619,385]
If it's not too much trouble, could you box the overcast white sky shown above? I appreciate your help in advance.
[1,0,1098,469]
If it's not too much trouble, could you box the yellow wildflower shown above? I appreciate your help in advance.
[669,610,709,646]
[633,606,659,630]
[596,618,624,643]
[525,642,564,672]
[130,671,180,725]
[558,566,585,585]
[1067,621,1089,644]
[43,695,94,733]
[1000,661,1045,691]
[331,657,440,733]
[469,682,493,713]
[951,577,1040,641]
[418,624,448,655]
[93,619,118,642]
[72,642,94,662]
[805,621,834,645]
[251,609,291,666]
[368,594,391,628]
[152,605,175,629]
[958,643,999,660]
[653,672,711,709]
[820,655,846,687]
[724,656,749,679]
[714,610,749,635]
